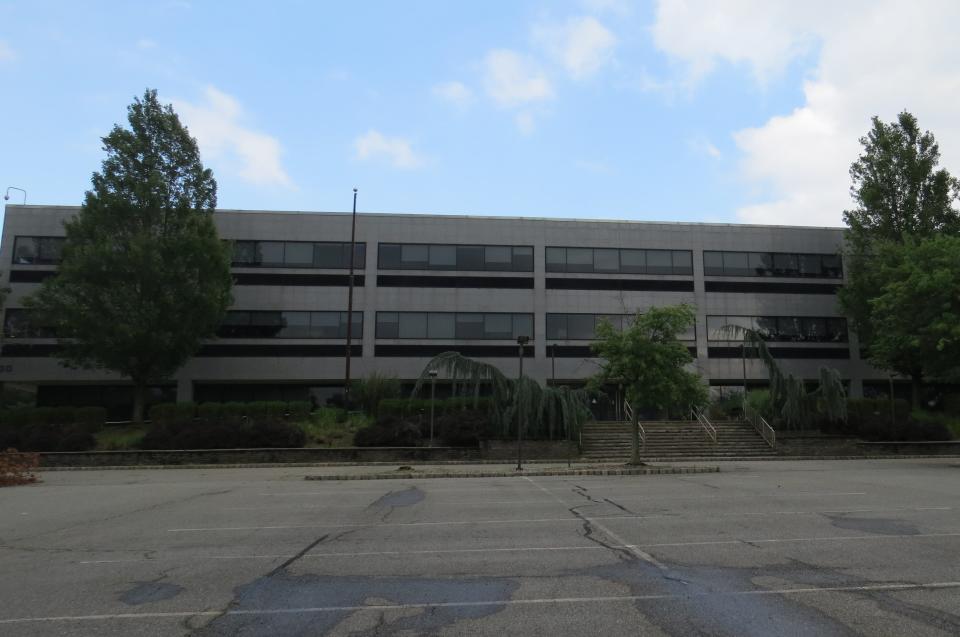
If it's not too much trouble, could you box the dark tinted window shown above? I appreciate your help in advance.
[232,241,364,269]
[707,315,847,342]
[12,236,65,265]
[547,313,695,341]
[378,243,534,272]
[375,312,534,340]
[546,247,693,275]
[704,251,842,279]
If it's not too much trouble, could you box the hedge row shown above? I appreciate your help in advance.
[0,406,107,430]
[0,407,107,452]
[376,397,492,418]
[148,401,312,427]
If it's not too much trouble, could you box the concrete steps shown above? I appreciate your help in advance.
[581,420,775,460]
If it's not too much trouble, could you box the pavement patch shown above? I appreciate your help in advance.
[119,581,184,606]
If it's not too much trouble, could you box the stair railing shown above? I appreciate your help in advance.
[690,407,717,444]
[624,399,645,452]
[743,403,776,449]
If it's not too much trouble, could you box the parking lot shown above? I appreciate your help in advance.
[1,459,959,636]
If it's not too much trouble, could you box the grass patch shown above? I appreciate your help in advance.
[298,408,370,447]
[95,424,148,450]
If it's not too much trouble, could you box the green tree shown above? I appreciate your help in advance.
[868,236,960,389]
[590,304,707,464]
[840,111,960,404]
[26,89,232,422]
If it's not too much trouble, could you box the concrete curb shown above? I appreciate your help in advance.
[35,454,960,471]
[303,465,721,481]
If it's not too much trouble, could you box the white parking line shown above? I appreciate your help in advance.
[4,581,960,624]
[166,505,953,532]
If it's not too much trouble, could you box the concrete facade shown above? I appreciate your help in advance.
[0,205,880,406]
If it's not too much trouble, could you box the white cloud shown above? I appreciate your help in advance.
[0,40,17,63]
[534,16,617,80]
[580,0,633,15]
[652,0,960,226]
[688,137,722,159]
[353,130,424,169]
[433,81,473,107]
[136,38,157,50]
[482,49,553,108]
[173,86,292,188]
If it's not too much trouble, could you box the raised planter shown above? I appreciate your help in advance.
[39,446,481,467]
[857,441,960,454]
[481,440,578,460]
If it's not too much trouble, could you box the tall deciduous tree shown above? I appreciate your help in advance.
[590,304,707,464]
[868,236,960,388]
[839,111,960,404]
[27,89,232,422]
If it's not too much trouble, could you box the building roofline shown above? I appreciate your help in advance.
[3,203,847,232]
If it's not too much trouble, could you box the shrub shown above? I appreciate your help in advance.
[243,420,307,448]
[140,412,308,450]
[148,403,177,426]
[744,390,774,420]
[197,402,224,423]
[353,372,401,415]
[56,429,97,452]
[75,407,107,433]
[19,425,63,452]
[354,416,422,447]
[221,402,246,426]
[433,410,489,447]
[843,398,911,437]
[943,394,960,417]
[0,449,39,487]
[287,401,312,420]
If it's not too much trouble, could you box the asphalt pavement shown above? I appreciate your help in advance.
[1,459,959,636]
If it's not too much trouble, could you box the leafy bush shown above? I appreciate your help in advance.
[354,416,423,447]
[243,420,307,448]
[708,394,743,421]
[837,398,911,437]
[353,372,401,415]
[75,407,107,433]
[221,402,246,426]
[377,397,492,418]
[56,429,97,452]
[433,410,488,447]
[197,402,223,423]
[943,394,960,417]
[288,401,312,420]
[149,402,196,427]
[141,417,307,450]
[745,390,774,420]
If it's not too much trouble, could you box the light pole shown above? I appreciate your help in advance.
[4,187,26,205]
[344,188,358,408]
[428,369,438,446]
[516,335,530,471]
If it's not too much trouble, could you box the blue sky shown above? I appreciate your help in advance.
[1,1,958,228]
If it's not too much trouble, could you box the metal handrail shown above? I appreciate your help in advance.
[624,399,645,452]
[744,403,776,448]
[691,407,717,444]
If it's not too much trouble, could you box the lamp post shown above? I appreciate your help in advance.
[428,369,438,447]
[4,187,26,205]
[344,188,358,408]
[516,335,530,471]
